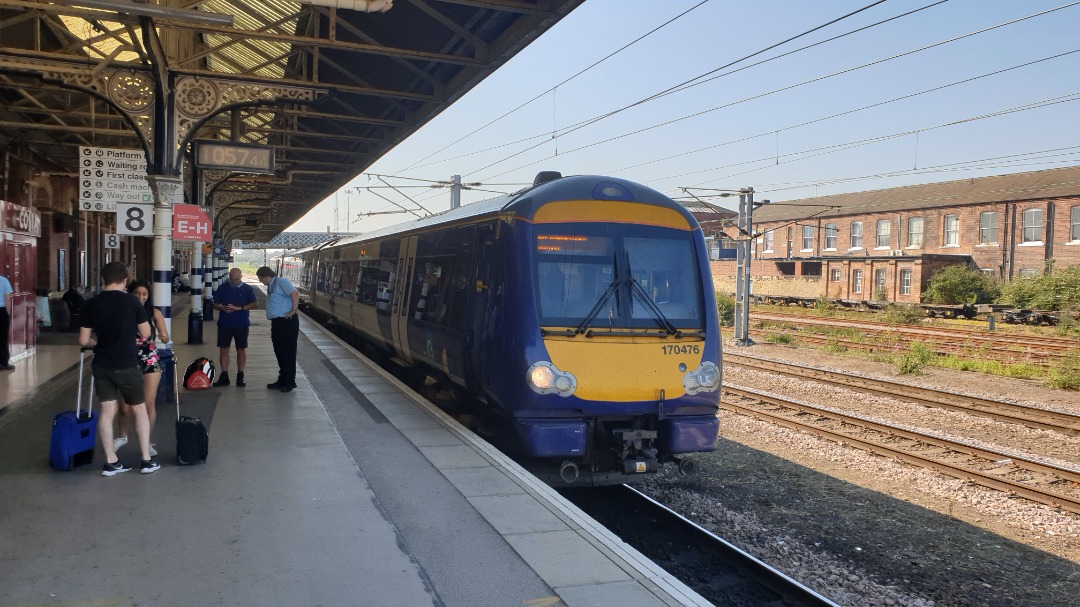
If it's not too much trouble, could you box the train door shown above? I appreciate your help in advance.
[390,235,418,362]
[463,223,496,396]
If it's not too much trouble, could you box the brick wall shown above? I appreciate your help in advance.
[714,196,1080,302]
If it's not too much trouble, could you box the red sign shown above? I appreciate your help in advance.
[173,204,212,242]
[0,200,41,237]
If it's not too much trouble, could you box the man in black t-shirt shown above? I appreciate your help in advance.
[79,262,160,476]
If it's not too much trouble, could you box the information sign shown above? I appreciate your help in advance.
[104,233,121,249]
[173,204,212,242]
[195,141,275,174]
[79,146,150,212]
[116,204,153,236]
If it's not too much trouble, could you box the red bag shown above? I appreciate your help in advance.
[184,357,216,390]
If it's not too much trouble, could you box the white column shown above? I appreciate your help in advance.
[148,175,181,341]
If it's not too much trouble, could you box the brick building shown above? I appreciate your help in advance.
[709,166,1080,302]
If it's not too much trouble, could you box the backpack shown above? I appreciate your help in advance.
[184,357,216,390]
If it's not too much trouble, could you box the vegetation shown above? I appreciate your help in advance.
[1047,349,1080,390]
[715,292,735,326]
[763,332,796,345]
[881,303,925,325]
[924,264,999,304]
[997,265,1080,311]
[895,342,935,375]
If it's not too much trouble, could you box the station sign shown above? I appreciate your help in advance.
[173,204,212,242]
[116,203,154,236]
[0,200,41,237]
[78,146,151,212]
[195,141,275,174]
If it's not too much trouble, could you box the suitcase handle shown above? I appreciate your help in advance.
[174,356,181,422]
[76,349,95,418]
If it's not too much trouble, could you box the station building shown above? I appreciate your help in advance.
[709,165,1080,302]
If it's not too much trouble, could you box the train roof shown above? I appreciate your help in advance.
[330,174,698,248]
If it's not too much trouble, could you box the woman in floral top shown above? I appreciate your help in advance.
[114,280,170,455]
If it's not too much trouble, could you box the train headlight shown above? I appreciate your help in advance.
[683,361,721,395]
[527,361,577,397]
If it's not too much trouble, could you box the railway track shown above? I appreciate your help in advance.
[753,311,1078,360]
[722,384,1080,515]
[562,484,839,607]
[726,353,1080,435]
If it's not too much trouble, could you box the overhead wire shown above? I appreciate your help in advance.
[395,0,711,173]
[405,0,904,175]
[473,1,1080,183]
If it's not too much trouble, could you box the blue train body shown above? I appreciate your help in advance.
[289,173,723,485]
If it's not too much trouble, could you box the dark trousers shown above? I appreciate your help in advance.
[270,315,299,386]
[0,307,9,366]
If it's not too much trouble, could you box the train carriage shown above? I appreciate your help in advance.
[297,173,722,485]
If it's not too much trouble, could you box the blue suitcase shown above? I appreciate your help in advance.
[49,350,98,471]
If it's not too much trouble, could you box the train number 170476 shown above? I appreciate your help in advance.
[661,344,700,355]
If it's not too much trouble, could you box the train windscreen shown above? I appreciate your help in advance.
[535,224,704,330]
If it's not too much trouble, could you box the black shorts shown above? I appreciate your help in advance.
[217,326,250,349]
[92,365,146,404]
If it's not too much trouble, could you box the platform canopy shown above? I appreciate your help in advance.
[0,0,584,243]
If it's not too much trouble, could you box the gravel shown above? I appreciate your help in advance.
[640,341,1080,607]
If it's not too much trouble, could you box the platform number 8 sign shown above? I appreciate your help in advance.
[104,233,121,249]
[116,203,153,236]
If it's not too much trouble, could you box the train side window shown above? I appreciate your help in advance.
[412,226,475,328]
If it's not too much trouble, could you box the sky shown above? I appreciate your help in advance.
[289,0,1080,235]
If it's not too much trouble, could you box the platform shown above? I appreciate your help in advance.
[0,284,709,607]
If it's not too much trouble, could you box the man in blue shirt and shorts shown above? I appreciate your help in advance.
[213,268,257,387]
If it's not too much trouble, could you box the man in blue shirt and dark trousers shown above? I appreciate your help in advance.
[0,272,13,371]
[256,266,300,392]
[213,268,257,387]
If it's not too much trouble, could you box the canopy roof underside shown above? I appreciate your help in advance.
[0,0,583,242]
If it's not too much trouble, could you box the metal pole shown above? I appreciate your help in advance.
[738,188,755,346]
[451,174,461,209]
[734,192,748,344]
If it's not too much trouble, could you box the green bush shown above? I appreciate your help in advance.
[895,342,935,375]
[715,292,736,326]
[924,265,999,304]
[998,265,1080,311]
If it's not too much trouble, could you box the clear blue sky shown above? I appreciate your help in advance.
[290,0,1080,234]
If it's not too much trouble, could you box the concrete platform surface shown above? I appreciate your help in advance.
[0,283,709,607]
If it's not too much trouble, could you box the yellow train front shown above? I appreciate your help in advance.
[294,173,722,486]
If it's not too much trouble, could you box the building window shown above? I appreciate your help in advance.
[852,269,863,293]
[802,225,814,250]
[900,269,912,295]
[825,223,837,249]
[1022,208,1044,243]
[876,220,891,248]
[943,214,959,246]
[874,268,887,297]
[830,268,841,282]
[908,217,924,247]
[1072,206,1080,241]
[763,229,774,252]
[850,222,863,249]
[979,211,998,244]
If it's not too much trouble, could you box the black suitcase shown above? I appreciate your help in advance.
[174,364,208,465]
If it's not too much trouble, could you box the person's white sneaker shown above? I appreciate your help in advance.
[148,444,158,457]
[113,436,128,451]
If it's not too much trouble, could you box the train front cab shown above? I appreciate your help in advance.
[490,178,722,484]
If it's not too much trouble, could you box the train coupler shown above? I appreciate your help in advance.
[615,429,659,475]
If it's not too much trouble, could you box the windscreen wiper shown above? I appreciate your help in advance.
[623,251,680,336]
[575,253,621,335]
